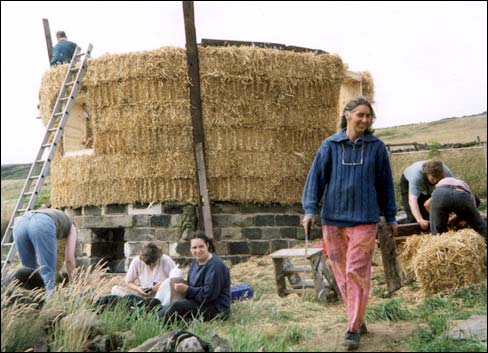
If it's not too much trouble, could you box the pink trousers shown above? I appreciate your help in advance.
[323,224,377,333]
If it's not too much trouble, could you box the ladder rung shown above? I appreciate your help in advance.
[16,209,29,213]
[70,66,81,71]
[23,192,35,196]
[41,144,51,148]
[29,175,40,180]
[291,279,315,289]
[54,112,63,116]
[60,96,71,101]
[65,81,77,86]
[76,52,85,57]
[47,128,58,132]
[3,242,13,247]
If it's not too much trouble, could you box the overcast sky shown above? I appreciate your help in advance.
[1,1,486,164]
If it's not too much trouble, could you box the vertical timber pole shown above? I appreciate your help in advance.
[182,1,214,238]
[43,18,53,64]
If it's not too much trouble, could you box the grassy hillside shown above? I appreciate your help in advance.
[1,163,31,180]
[375,113,487,145]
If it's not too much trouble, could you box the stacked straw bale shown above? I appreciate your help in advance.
[400,229,487,295]
[39,46,369,207]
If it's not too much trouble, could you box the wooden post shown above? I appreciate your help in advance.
[377,223,403,293]
[42,18,53,64]
[182,1,213,238]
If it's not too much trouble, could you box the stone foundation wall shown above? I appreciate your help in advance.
[64,202,322,272]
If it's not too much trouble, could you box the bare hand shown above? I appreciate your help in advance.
[302,215,313,235]
[151,282,161,294]
[174,282,188,293]
[418,219,429,230]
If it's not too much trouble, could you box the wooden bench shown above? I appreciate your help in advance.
[270,248,339,303]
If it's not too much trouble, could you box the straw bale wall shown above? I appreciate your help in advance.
[39,46,369,207]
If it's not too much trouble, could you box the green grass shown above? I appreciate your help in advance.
[1,164,31,180]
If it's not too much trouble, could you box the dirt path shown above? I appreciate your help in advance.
[304,321,416,352]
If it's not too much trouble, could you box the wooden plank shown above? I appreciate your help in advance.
[182,1,213,238]
[42,18,53,64]
[396,223,422,237]
[377,223,403,293]
[272,258,287,297]
[270,248,322,259]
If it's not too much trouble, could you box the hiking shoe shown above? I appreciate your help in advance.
[359,322,368,335]
[343,331,360,350]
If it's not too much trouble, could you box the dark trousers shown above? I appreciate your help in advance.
[157,299,228,322]
[430,187,487,241]
[400,175,430,223]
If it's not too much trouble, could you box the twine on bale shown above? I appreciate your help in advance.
[399,229,487,296]
[38,46,364,208]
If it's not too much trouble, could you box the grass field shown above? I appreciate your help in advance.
[375,113,487,145]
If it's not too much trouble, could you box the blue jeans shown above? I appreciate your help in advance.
[12,212,57,293]
[430,187,487,241]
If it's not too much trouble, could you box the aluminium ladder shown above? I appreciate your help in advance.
[1,44,93,277]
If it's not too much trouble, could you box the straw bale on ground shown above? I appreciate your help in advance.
[399,229,487,295]
[38,46,368,207]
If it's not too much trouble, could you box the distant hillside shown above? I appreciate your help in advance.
[376,113,487,145]
[1,163,31,180]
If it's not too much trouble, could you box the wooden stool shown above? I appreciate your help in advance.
[270,248,339,303]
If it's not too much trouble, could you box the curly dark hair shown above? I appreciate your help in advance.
[339,96,376,134]
[139,242,162,265]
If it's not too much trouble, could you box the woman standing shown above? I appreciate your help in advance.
[158,232,231,322]
[302,96,398,350]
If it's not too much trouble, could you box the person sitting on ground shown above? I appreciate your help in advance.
[111,242,176,299]
[157,232,231,322]
[50,30,78,66]
[400,159,453,230]
[12,208,78,294]
[429,174,487,242]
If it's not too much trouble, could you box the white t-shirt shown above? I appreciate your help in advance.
[125,255,176,288]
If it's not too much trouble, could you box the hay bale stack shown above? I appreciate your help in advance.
[38,46,365,207]
[400,230,487,295]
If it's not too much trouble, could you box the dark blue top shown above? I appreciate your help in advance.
[302,129,397,226]
[185,254,231,315]
[51,40,77,65]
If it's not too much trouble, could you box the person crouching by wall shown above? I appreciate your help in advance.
[111,242,176,298]
[157,232,231,322]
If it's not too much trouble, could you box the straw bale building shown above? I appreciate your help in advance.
[39,46,373,270]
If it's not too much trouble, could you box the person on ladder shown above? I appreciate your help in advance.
[302,96,398,351]
[12,208,78,294]
[50,30,77,66]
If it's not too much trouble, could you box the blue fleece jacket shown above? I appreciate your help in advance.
[302,129,397,226]
[51,39,77,65]
[185,254,231,315]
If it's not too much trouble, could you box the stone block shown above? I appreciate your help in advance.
[105,204,128,215]
[223,255,251,265]
[175,241,191,257]
[124,228,155,242]
[133,215,151,227]
[229,214,255,227]
[124,242,142,258]
[250,240,270,255]
[83,206,102,216]
[212,214,231,228]
[150,215,171,227]
[170,214,183,227]
[280,227,297,239]
[214,241,229,256]
[154,228,181,242]
[275,215,301,226]
[255,215,275,226]
[169,243,178,257]
[212,202,241,214]
[270,239,289,252]
[163,204,185,214]
[128,203,163,215]
[220,227,242,240]
[76,256,103,269]
[74,215,133,229]
[261,227,282,240]
[77,228,94,243]
[242,227,262,240]
[228,241,250,255]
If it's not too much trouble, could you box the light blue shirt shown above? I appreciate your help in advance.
[403,160,453,196]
